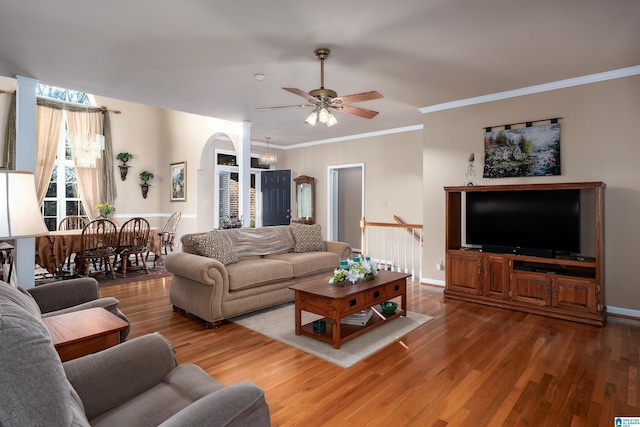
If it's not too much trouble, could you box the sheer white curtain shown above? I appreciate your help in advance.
[35,105,62,204]
[66,110,104,220]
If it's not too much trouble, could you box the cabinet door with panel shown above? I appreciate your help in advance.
[446,252,483,296]
[510,272,551,307]
[552,276,598,314]
[483,255,508,299]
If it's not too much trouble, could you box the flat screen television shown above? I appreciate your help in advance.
[465,189,580,255]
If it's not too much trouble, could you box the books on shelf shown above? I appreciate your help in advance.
[340,308,373,326]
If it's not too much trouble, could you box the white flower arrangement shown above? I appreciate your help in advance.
[329,257,379,285]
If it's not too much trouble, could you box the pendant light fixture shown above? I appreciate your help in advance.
[69,108,105,168]
[259,136,277,166]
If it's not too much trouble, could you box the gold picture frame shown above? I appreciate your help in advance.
[170,161,186,202]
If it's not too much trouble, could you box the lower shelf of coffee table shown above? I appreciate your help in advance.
[299,310,403,347]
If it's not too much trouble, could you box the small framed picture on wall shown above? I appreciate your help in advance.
[170,161,186,202]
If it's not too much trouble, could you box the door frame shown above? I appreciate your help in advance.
[327,163,365,244]
[213,148,266,229]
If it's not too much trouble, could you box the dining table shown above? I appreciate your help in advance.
[37,227,162,277]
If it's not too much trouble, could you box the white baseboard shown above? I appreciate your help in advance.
[420,278,445,287]
[607,306,640,320]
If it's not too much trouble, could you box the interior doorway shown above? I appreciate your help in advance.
[327,163,364,251]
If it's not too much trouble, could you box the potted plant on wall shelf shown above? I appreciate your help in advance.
[139,170,154,199]
[116,152,134,181]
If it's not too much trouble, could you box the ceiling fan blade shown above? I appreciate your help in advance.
[282,87,317,102]
[335,105,379,119]
[256,104,311,110]
[333,91,383,105]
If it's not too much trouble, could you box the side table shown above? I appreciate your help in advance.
[42,307,129,362]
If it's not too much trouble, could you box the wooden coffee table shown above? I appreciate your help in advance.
[42,307,129,362]
[290,270,410,349]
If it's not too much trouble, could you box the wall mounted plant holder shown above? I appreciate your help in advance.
[139,170,155,199]
[119,165,130,181]
[140,183,150,199]
[116,152,134,180]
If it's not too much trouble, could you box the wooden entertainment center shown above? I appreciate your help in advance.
[444,182,606,326]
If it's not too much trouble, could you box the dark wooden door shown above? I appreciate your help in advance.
[262,170,291,226]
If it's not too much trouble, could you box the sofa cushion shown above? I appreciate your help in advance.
[290,223,326,253]
[0,281,41,318]
[225,258,294,291]
[222,226,295,257]
[266,251,339,278]
[190,231,238,266]
[88,365,225,427]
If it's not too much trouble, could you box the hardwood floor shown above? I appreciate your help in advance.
[100,276,640,426]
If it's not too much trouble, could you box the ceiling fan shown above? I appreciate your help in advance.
[257,48,383,127]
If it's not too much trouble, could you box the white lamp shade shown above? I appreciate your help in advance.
[305,110,318,126]
[0,170,49,239]
[327,113,338,127]
[318,107,330,123]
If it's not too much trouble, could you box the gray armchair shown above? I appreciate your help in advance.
[26,277,130,341]
[0,281,271,426]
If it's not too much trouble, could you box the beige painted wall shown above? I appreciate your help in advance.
[282,131,423,241]
[423,74,640,311]
[93,95,165,228]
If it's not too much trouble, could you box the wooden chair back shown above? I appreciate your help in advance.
[77,219,118,278]
[58,215,89,231]
[159,211,181,254]
[118,217,151,277]
[118,217,151,253]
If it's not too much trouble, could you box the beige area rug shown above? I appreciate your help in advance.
[231,303,433,368]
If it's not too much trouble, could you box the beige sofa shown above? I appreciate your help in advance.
[165,224,351,328]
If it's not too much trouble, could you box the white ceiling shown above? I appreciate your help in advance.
[0,0,638,146]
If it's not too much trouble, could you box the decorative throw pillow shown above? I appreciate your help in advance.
[190,231,238,265]
[290,223,326,253]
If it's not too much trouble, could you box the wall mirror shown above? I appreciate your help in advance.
[293,175,315,224]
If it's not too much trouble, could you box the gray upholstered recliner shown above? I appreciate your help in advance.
[25,277,130,341]
[0,281,271,426]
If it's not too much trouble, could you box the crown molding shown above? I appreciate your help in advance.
[270,124,424,150]
[419,65,640,114]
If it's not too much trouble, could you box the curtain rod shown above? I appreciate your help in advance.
[483,117,561,131]
[1,90,121,114]
[100,106,121,115]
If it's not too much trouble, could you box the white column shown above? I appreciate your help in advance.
[237,121,252,227]
[14,76,39,288]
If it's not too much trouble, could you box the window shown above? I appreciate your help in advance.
[38,84,91,231]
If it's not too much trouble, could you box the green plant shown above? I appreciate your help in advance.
[116,152,133,163]
[139,170,155,183]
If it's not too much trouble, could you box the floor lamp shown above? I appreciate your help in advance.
[0,170,49,286]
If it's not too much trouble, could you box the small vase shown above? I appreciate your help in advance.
[140,183,150,198]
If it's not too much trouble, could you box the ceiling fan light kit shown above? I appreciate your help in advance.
[305,106,338,127]
[258,48,383,127]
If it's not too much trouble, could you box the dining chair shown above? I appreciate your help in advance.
[58,215,89,231]
[57,216,89,274]
[159,211,181,255]
[117,217,151,277]
[75,218,118,279]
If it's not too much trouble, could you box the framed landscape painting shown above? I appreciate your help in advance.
[170,161,186,202]
[483,123,561,178]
